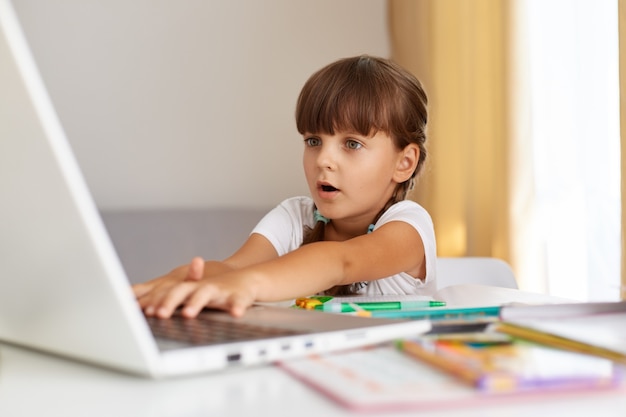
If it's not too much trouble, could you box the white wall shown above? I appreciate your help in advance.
[13,0,390,210]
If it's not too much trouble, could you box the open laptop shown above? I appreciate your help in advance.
[0,0,430,378]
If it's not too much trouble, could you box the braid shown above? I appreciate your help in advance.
[301,217,325,246]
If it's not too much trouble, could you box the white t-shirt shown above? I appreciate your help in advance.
[251,196,437,296]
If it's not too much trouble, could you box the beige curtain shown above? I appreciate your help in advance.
[618,0,626,300]
[388,0,511,262]
[391,0,624,300]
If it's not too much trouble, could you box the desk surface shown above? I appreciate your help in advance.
[1,341,625,417]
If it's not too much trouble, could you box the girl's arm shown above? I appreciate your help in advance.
[132,233,279,315]
[141,220,425,318]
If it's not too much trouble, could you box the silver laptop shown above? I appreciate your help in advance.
[0,0,430,378]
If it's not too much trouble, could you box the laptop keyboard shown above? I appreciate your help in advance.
[146,310,306,347]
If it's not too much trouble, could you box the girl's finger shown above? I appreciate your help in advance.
[228,295,252,318]
[186,256,205,281]
[136,276,179,311]
[180,283,227,318]
[154,281,198,318]
[131,281,153,298]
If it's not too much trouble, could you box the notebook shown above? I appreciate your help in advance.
[0,0,430,378]
[495,301,626,364]
[279,343,623,412]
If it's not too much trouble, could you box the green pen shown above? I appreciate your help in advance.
[313,300,446,313]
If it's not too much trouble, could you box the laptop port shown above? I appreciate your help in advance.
[227,353,241,363]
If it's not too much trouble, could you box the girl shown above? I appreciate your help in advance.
[133,55,436,318]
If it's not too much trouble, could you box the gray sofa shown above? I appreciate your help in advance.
[101,208,268,285]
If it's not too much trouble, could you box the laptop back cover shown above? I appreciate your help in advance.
[0,0,159,375]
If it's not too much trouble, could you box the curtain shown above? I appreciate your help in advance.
[618,0,626,300]
[391,0,624,300]
[388,0,511,261]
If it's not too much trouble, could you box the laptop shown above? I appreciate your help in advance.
[0,0,430,378]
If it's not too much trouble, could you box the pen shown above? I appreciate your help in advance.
[313,300,446,313]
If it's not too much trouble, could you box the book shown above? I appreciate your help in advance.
[499,300,626,320]
[278,343,624,412]
[433,283,578,308]
[494,302,626,364]
[293,284,577,327]
[397,335,621,392]
[296,284,578,310]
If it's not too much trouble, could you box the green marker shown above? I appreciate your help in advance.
[368,305,501,320]
[314,300,446,313]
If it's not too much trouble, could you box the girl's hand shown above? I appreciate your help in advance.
[133,257,257,318]
[132,256,204,316]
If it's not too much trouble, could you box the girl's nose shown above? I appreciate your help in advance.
[317,145,337,170]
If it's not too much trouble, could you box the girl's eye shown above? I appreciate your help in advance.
[346,139,362,150]
[305,137,321,147]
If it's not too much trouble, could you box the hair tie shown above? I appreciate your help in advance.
[314,209,330,224]
[315,209,374,233]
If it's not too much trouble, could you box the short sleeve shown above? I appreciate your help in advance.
[250,197,315,256]
[370,200,437,290]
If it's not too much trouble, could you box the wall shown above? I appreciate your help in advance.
[13,0,390,210]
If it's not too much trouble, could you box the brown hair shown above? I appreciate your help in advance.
[295,55,428,295]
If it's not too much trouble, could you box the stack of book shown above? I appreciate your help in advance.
[281,284,626,411]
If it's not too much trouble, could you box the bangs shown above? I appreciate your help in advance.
[296,57,399,137]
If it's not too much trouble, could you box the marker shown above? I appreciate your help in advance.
[347,302,372,317]
[367,305,501,320]
[313,300,446,313]
[294,296,332,309]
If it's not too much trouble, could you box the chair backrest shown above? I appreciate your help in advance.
[436,257,518,290]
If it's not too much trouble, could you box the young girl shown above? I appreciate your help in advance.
[133,55,436,318]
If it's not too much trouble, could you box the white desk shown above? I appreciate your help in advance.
[1,341,625,417]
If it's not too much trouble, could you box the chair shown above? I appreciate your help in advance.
[435,257,518,290]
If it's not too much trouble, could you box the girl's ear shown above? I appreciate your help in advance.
[393,143,420,183]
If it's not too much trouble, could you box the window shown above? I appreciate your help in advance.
[515,0,620,301]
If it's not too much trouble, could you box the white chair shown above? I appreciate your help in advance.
[435,257,518,290]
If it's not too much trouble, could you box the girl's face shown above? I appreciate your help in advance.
[302,130,409,230]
